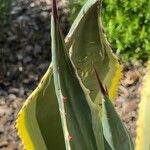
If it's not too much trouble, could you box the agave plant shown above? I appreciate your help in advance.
[16,0,134,149]
[136,61,150,150]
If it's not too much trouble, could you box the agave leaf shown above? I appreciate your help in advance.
[94,68,134,150]
[51,1,104,149]
[101,97,134,150]
[135,61,150,150]
[16,65,65,150]
[65,0,122,104]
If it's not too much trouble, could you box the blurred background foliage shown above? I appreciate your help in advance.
[0,0,12,26]
[0,0,150,62]
[67,0,150,62]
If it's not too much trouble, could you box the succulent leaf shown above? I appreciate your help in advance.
[16,65,65,150]
[101,96,134,150]
[94,68,134,150]
[65,0,122,104]
[51,1,104,149]
[135,61,150,150]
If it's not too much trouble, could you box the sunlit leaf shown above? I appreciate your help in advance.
[136,61,150,150]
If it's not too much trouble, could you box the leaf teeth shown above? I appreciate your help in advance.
[93,67,108,97]
[52,0,58,21]
[68,134,73,141]
[61,95,67,102]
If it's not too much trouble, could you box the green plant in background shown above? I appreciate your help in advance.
[67,0,150,61]
[102,0,150,61]
[0,0,11,25]
[16,0,136,149]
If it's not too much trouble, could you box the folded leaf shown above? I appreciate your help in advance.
[51,1,104,149]
[65,0,122,104]
[16,65,65,150]
[135,61,150,150]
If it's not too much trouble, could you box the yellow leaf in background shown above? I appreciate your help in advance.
[136,61,150,150]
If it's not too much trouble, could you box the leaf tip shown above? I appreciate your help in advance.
[52,0,58,21]
[93,67,108,97]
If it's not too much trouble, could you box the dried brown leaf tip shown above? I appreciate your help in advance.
[93,67,108,97]
[52,0,58,21]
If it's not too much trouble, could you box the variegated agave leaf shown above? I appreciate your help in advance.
[51,1,104,149]
[135,61,150,150]
[16,65,65,150]
[65,0,122,105]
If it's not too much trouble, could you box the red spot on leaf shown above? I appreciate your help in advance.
[68,134,72,141]
[61,95,67,102]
